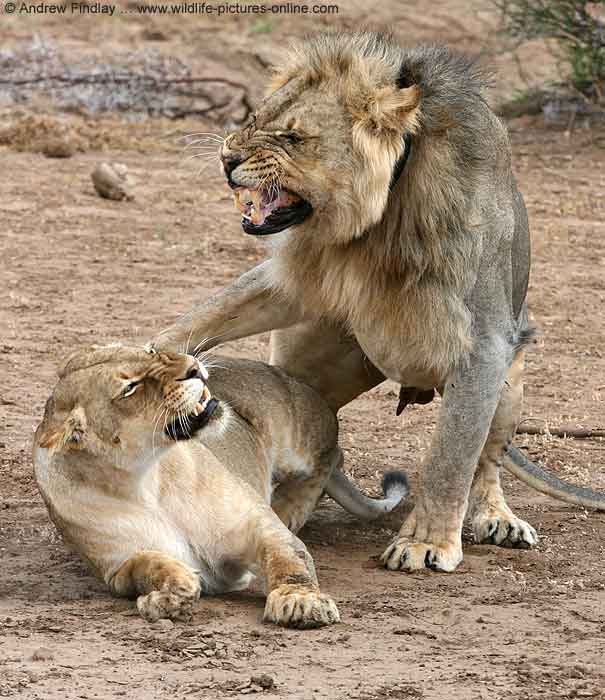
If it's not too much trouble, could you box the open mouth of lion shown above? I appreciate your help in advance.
[165,387,220,441]
[233,186,312,236]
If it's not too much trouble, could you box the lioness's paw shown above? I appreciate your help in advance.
[473,508,538,549]
[137,576,201,622]
[264,585,340,629]
[381,538,463,573]
[137,590,196,622]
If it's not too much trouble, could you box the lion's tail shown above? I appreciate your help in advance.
[505,445,605,511]
[325,451,409,520]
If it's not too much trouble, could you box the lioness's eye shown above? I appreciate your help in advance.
[121,381,141,398]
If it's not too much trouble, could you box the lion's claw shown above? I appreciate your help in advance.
[473,509,538,549]
[381,538,463,573]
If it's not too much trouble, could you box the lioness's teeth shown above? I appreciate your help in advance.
[194,402,204,416]
[202,386,211,401]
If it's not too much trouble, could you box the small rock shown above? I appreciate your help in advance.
[42,135,76,158]
[251,674,275,690]
[141,28,168,40]
[91,163,135,201]
[150,618,174,631]
[31,648,54,661]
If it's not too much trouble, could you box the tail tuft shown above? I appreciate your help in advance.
[325,465,410,521]
[382,470,409,500]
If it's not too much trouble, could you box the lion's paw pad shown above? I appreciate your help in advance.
[474,511,538,549]
[381,538,462,572]
[263,586,340,629]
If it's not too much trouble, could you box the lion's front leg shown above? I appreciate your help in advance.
[152,260,305,355]
[381,336,511,573]
[110,551,201,622]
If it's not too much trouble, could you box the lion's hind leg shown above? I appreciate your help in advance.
[110,551,201,622]
[271,448,341,533]
[469,350,538,548]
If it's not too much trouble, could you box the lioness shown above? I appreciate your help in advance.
[154,32,604,573]
[33,345,407,627]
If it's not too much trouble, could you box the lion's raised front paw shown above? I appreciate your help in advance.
[473,507,538,549]
[136,576,201,622]
[381,537,463,572]
[263,584,340,629]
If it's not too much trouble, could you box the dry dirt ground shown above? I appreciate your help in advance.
[1,4,605,700]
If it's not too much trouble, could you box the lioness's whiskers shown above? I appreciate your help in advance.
[184,325,195,356]
[151,403,169,457]
[192,331,231,357]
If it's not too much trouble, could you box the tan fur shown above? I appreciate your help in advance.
[33,345,342,628]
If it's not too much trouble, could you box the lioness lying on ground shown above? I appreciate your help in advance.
[33,344,407,628]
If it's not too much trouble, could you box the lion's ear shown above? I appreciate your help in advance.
[37,406,86,451]
[357,84,421,135]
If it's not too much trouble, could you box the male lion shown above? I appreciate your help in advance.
[154,33,604,573]
[33,345,407,627]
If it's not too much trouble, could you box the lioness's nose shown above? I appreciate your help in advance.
[181,365,204,382]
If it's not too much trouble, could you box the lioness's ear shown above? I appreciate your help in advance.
[38,406,86,451]
[355,84,421,135]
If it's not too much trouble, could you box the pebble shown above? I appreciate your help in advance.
[30,648,54,661]
[251,674,275,690]
[91,163,135,201]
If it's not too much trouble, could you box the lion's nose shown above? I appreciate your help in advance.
[221,154,243,183]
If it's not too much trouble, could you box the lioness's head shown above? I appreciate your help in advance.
[34,345,221,472]
[221,32,421,244]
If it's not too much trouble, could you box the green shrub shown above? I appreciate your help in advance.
[495,0,605,97]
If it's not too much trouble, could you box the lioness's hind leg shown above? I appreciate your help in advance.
[469,351,538,548]
[272,448,340,533]
[111,551,201,622]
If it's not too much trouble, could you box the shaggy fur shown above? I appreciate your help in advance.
[154,32,545,573]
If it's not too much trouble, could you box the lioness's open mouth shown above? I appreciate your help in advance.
[233,186,312,236]
[165,388,220,441]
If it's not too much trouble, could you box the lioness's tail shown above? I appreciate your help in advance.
[325,452,408,520]
[505,445,605,511]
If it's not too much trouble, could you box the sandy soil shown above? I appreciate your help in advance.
[1,4,604,700]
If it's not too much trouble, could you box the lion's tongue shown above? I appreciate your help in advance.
[234,188,266,225]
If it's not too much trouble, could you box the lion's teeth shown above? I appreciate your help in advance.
[194,402,204,416]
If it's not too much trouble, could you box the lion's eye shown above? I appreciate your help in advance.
[283,131,303,145]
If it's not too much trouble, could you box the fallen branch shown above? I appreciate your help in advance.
[0,44,253,123]
[517,420,605,439]
[0,73,249,91]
